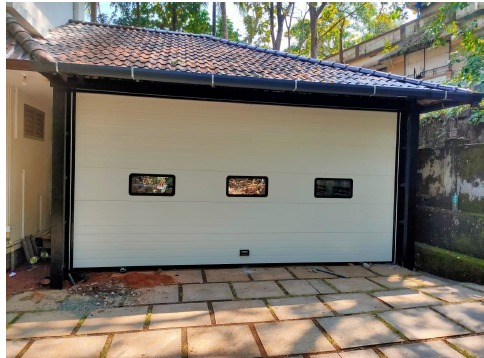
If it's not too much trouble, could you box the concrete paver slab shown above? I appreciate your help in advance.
[182,283,233,302]
[159,269,203,284]
[325,265,376,278]
[150,302,211,329]
[421,285,484,303]
[250,267,294,280]
[368,275,421,289]
[379,341,464,358]
[6,340,28,358]
[447,335,484,357]
[323,293,389,314]
[407,275,450,287]
[256,320,335,356]
[7,290,68,311]
[433,302,484,332]
[378,307,469,340]
[338,349,380,357]
[318,314,402,349]
[287,266,337,279]
[279,279,319,295]
[326,278,384,293]
[125,285,179,306]
[232,281,285,299]
[308,279,337,294]
[6,311,81,339]
[460,282,484,292]
[6,313,18,324]
[21,335,108,358]
[188,325,260,357]
[212,299,274,324]
[107,329,181,358]
[373,289,442,309]
[78,306,148,334]
[367,264,416,277]
[268,296,333,320]
[204,268,250,282]
[312,349,380,358]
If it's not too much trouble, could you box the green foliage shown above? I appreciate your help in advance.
[286,2,404,59]
[215,16,241,41]
[109,2,211,33]
[423,2,483,92]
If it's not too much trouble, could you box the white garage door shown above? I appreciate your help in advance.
[73,93,397,268]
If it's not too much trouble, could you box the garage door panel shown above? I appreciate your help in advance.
[74,201,394,228]
[75,140,395,175]
[75,168,395,203]
[73,232,393,267]
[74,93,397,267]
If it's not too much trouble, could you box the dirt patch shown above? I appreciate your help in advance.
[6,262,50,297]
[114,272,176,288]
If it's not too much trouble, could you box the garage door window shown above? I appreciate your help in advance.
[315,178,353,198]
[227,176,268,197]
[129,174,175,196]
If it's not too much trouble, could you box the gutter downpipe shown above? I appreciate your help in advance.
[27,60,481,106]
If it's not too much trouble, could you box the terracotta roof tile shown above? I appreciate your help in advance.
[7,20,467,95]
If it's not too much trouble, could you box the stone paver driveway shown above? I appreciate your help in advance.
[6,264,484,357]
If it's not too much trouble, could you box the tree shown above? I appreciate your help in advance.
[423,2,483,123]
[216,16,241,41]
[234,2,270,46]
[220,2,228,39]
[109,2,210,33]
[308,2,327,58]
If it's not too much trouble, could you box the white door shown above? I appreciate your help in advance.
[73,93,397,268]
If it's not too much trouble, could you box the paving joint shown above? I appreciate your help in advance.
[248,323,269,358]
[206,301,217,325]
[143,305,152,330]
[181,327,188,358]
[311,317,341,351]
[98,333,113,358]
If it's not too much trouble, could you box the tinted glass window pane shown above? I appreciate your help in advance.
[227,176,268,197]
[129,174,175,196]
[315,178,353,198]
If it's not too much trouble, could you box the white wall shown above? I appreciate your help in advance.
[6,72,52,250]
[6,2,83,37]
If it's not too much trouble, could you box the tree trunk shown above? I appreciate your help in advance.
[171,3,177,31]
[212,2,217,36]
[136,2,140,27]
[339,22,344,63]
[270,2,275,47]
[221,2,228,39]
[273,2,284,50]
[286,2,295,50]
[89,2,98,23]
[308,2,327,58]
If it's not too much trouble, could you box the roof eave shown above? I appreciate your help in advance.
[7,59,482,109]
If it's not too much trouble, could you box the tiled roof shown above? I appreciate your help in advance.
[7,18,475,96]
[38,21,472,94]
[6,14,55,62]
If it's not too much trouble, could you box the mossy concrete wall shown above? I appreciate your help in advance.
[416,206,484,259]
[418,142,484,212]
[415,243,484,284]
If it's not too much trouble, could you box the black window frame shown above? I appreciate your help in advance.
[226,176,269,197]
[129,173,176,196]
[314,178,353,199]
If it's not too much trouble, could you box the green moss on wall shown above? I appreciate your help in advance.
[459,193,484,213]
[456,146,484,180]
[415,242,484,284]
